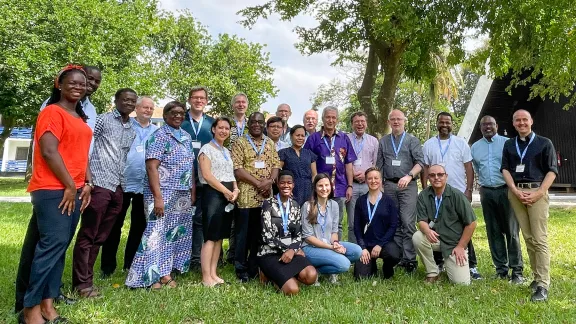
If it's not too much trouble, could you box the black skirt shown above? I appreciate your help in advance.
[201,182,234,242]
[257,254,311,287]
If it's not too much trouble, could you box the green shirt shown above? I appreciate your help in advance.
[416,184,476,258]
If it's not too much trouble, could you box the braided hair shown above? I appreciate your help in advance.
[46,66,88,122]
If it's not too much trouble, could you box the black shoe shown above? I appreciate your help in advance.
[100,272,113,279]
[494,272,509,280]
[404,262,417,274]
[509,274,525,285]
[529,280,538,293]
[17,311,25,324]
[237,273,249,283]
[531,286,548,302]
[54,293,77,306]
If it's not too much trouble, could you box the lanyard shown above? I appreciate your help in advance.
[434,195,443,221]
[366,193,382,224]
[211,139,229,161]
[391,132,406,158]
[437,135,452,162]
[246,134,267,157]
[189,112,204,139]
[235,118,245,137]
[323,135,335,153]
[317,203,327,236]
[277,194,290,234]
[352,134,365,156]
[515,132,536,164]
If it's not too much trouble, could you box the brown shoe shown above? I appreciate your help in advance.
[425,275,440,284]
[78,287,101,298]
[259,269,269,284]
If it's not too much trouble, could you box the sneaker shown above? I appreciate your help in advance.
[313,277,321,286]
[530,286,548,302]
[437,263,445,273]
[529,280,538,293]
[328,274,339,284]
[425,275,440,284]
[509,274,525,285]
[470,267,483,280]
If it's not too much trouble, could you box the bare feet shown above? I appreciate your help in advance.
[212,275,225,284]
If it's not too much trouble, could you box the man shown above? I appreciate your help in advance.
[421,112,482,280]
[303,109,318,143]
[376,109,424,273]
[471,115,524,283]
[412,164,477,285]
[100,96,158,277]
[501,109,557,302]
[266,116,290,151]
[345,111,378,244]
[72,88,137,298]
[276,103,292,144]
[181,86,215,269]
[229,93,250,148]
[304,106,356,240]
[231,112,280,282]
[15,65,103,312]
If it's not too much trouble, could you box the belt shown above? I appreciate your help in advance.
[386,178,400,183]
[516,182,541,189]
[352,180,364,184]
[480,185,507,190]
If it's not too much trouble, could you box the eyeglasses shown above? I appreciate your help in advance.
[249,120,265,125]
[428,173,446,178]
[169,111,185,117]
[190,96,206,101]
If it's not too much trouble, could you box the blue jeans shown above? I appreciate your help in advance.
[302,242,362,274]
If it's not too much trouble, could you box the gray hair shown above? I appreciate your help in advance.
[231,92,249,107]
[388,109,407,121]
[322,106,339,119]
[276,103,291,112]
[189,86,209,99]
[136,96,155,107]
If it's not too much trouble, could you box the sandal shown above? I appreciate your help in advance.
[160,277,177,288]
[78,287,101,299]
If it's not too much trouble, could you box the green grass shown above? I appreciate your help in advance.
[2,203,576,323]
[0,177,28,197]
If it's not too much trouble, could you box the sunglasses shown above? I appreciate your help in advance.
[428,173,446,178]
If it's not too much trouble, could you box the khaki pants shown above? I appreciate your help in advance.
[412,231,471,285]
[508,188,550,289]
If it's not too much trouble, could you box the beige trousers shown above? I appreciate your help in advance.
[508,188,550,289]
[412,231,471,285]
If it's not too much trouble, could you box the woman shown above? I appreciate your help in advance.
[301,173,362,284]
[278,125,317,206]
[353,167,401,280]
[198,117,238,287]
[126,101,196,289]
[18,65,93,324]
[257,170,318,295]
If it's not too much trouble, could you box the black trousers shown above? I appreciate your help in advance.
[354,242,401,279]
[234,207,262,277]
[101,192,146,274]
[190,184,204,266]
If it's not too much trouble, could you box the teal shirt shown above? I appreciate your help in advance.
[471,134,508,187]
[181,112,215,183]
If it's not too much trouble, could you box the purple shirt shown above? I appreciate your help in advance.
[304,129,357,197]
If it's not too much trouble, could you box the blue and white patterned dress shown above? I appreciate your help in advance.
[126,125,195,288]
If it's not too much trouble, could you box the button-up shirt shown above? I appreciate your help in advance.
[123,118,158,193]
[377,132,424,180]
[347,132,379,180]
[90,109,136,192]
[279,125,292,145]
[274,140,290,152]
[422,134,472,193]
[181,112,215,184]
[471,134,508,187]
[227,116,249,149]
[304,129,357,197]
[501,132,558,182]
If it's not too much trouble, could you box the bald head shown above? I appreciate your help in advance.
[303,109,318,133]
[276,103,291,122]
[512,109,533,137]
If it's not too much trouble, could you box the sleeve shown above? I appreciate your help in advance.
[500,140,511,172]
[260,200,287,250]
[462,139,473,163]
[92,114,105,139]
[270,142,281,168]
[303,134,313,151]
[375,139,384,174]
[232,138,245,170]
[309,149,318,162]
[416,192,430,223]
[455,194,476,225]
[422,140,431,166]
[381,198,399,246]
[343,135,357,164]
[354,196,367,249]
[331,200,339,234]
[278,148,286,162]
[543,139,559,175]
[372,137,379,167]
[36,107,64,141]
[411,136,425,168]
[470,144,479,174]
[289,204,303,250]
[300,202,314,240]
[145,131,165,162]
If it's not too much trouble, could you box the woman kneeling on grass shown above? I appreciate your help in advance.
[257,170,317,295]
[301,173,362,284]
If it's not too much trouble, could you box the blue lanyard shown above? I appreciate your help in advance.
[277,194,291,234]
[246,134,267,157]
[391,132,406,158]
[211,139,229,161]
[437,135,452,162]
[352,134,365,156]
[515,132,536,164]
[434,195,443,221]
[366,193,382,224]
[235,118,245,136]
[189,112,204,139]
[317,204,327,236]
[323,135,335,153]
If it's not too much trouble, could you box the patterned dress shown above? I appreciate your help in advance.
[125,125,195,288]
[278,147,317,206]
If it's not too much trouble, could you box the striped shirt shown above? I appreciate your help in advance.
[90,109,136,191]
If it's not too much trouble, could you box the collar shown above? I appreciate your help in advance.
[321,127,340,139]
[482,134,498,143]
[162,124,189,141]
[188,110,204,123]
[81,97,92,107]
[518,132,534,141]
[426,184,453,198]
[353,132,364,140]
[233,116,248,126]
[112,109,122,119]
[246,133,267,142]
[131,117,152,129]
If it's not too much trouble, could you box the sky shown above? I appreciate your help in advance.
[158,0,339,126]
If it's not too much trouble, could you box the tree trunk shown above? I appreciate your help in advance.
[373,46,405,136]
[0,115,15,153]
[25,125,35,182]
[357,44,379,134]
[425,83,435,140]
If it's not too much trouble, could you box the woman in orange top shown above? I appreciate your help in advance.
[18,65,93,324]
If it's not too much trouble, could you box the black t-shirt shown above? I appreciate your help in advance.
[501,132,558,182]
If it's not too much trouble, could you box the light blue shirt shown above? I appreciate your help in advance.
[123,118,158,193]
[471,134,509,187]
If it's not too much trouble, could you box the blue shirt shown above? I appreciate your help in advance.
[123,118,158,193]
[181,112,215,183]
[471,134,509,187]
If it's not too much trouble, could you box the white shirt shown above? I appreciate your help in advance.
[422,134,472,193]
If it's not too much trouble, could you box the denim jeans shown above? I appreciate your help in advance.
[302,242,362,274]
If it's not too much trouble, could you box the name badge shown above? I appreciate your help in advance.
[392,159,402,167]
[136,145,144,153]
[325,156,336,165]
[429,221,435,229]
[192,141,201,149]
[280,237,292,246]
[354,158,362,166]
[364,224,369,234]
[516,164,525,173]
[255,161,266,169]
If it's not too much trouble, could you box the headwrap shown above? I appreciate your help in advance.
[54,64,85,88]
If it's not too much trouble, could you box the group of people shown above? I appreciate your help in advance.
[15,64,558,323]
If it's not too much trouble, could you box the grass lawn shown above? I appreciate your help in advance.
[0,177,28,197]
[1,203,575,323]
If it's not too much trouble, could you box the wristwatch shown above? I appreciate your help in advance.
[407,172,414,178]
[347,184,353,189]
[84,181,94,189]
